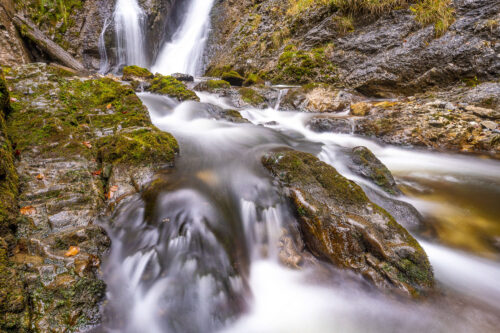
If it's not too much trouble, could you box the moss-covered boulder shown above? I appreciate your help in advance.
[239,87,266,106]
[262,149,433,296]
[148,74,199,101]
[97,128,179,166]
[194,79,231,93]
[122,65,154,81]
[221,71,245,86]
[349,146,401,195]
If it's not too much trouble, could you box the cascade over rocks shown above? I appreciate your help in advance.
[262,149,434,297]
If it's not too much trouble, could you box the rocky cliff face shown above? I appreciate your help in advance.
[206,0,500,96]
[0,0,30,66]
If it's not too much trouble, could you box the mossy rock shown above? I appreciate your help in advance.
[243,73,264,86]
[350,146,401,195]
[194,79,231,92]
[221,71,245,86]
[122,65,154,81]
[97,128,179,166]
[148,75,199,101]
[239,87,266,106]
[262,149,433,296]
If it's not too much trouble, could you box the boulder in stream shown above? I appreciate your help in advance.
[262,149,434,297]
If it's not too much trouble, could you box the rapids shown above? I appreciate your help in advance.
[97,0,500,331]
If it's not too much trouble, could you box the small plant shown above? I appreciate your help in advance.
[410,0,455,37]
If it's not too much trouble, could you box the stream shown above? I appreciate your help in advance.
[96,0,500,332]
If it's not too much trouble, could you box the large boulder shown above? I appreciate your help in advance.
[262,149,434,296]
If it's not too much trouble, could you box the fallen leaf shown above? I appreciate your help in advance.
[106,103,112,109]
[15,149,20,156]
[65,246,80,257]
[105,191,114,200]
[82,141,92,149]
[109,185,118,192]
[10,97,17,102]
[121,111,128,114]
[92,170,102,176]
[36,173,45,180]
[20,206,36,215]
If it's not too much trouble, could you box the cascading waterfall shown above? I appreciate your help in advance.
[152,0,216,75]
[97,1,500,332]
[114,0,146,68]
[98,18,112,74]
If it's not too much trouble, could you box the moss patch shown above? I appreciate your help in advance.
[148,75,199,101]
[239,88,266,105]
[221,71,245,86]
[97,128,179,166]
[122,66,154,81]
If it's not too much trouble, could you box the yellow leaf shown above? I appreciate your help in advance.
[82,141,92,149]
[36,173,44,180]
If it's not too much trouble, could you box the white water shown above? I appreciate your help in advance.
[98,18,112,74]
[114,0,146,68]
[99,2,500,332]
[152,0,216,75]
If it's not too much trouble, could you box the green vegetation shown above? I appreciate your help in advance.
[122,65,154,80]
[221,71,245,86]
[149,75,199,101]
[287,0,454,36]
[207,80,231,90]
[411,0,455,37]
[16,0,84,48]
[273,45,336,84]
[243,73,265,86]
[239,87,266,105]
[97,128,179,166]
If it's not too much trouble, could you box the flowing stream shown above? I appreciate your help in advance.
[98,1,500,332]
[113,0,146,68]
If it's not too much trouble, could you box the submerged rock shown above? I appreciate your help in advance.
[262,149,434,296]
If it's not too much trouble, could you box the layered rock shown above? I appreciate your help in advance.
[206,0,499,96]
[0,63,178,331]
[262,149,434,296]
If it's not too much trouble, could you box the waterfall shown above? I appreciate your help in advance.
[152,0,216,76]
[98,18,112,74]
[114,0,146,68]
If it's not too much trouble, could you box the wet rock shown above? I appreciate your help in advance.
[262,150,434,296]
[348,146,401,195]
[194,79,231,94]
[147,74,199,101]
[282,85,361,113]
[350,102,371,116]
[171,73,194,82]
[307,117,352,134]
[466,105,500,120]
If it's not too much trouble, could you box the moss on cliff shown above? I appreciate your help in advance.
[239,87,266,105]
[122,66,154,81]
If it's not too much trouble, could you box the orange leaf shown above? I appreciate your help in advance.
[105,191,114,200]
[109,185,118,192]
[106,103,112,109]
[20,206,36,215]
[36,173,44,180]
[65,246,80,257]
[82,141,92,149]
[92,170,102,176]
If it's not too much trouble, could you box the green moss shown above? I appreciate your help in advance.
[148,75,199,101]
[97,128,179,166]
[207,80,231,90]
[122,66,153,80]
[221,71,245,86]
[225,110,243,119]
[243,73,264,86]
[272,46,336,84]
[262,150,368,205]
[239,87,266,105]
